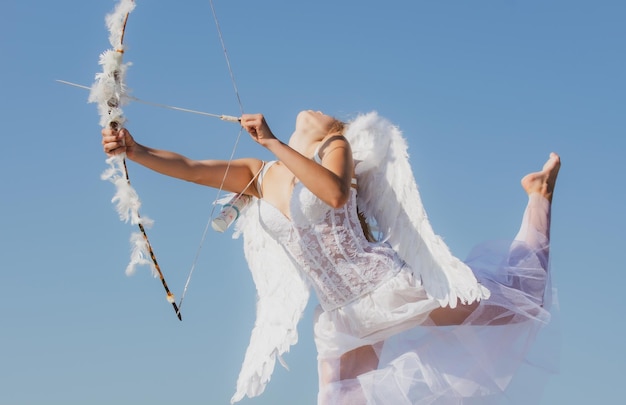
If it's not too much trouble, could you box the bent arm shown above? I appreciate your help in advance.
[264,136,354,208]
[239,113,353,207]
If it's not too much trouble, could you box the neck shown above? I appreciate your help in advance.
[289,130,321,155]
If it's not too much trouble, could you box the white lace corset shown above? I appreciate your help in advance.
[257,173,405,311]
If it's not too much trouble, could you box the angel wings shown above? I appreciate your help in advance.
[229,111,489,403]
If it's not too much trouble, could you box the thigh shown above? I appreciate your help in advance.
[428,300,479,326]
[339,344,380,381]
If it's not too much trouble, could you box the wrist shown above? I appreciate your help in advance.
[262,137,284,152]
[126,142,145,161]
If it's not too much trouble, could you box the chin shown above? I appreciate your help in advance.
[297,110,316,122]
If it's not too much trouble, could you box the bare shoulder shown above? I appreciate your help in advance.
[234,157,265,173]
[233,158,266,196]
[317,134,352,161]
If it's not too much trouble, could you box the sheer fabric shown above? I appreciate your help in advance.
[316,194,559,404]
[257,162,558,404]
[259,164,406,311]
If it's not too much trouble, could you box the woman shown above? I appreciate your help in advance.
[102,110,560,404]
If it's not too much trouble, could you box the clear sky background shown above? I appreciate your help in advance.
[1,1,624,404]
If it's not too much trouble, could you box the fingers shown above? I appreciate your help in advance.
[240,113,262,123]
[240,114,260,139]
[240,113,275,144]
[101,127,128,156]
[240,113,263,132]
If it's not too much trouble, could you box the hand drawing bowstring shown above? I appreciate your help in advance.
[91,0,246,321]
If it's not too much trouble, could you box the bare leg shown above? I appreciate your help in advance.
[429,153,561,326]
[520,152,560,204]
[318,344,382,404]
[339,344,381,380]
[517,152,560,247]
[318,344,381,386]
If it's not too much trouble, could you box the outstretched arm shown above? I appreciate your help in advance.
[102,127,263,197]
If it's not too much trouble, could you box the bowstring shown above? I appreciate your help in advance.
[177,0,245,314]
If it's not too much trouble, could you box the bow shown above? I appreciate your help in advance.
[89,0,244,320]
[89,0,182,320]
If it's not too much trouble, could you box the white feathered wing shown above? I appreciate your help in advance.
[229,197,310,404]
[228,111,490,402]
[345,111,490,308]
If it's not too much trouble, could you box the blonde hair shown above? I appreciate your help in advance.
[329,118,375,242]
[328,119,346,136]
[358,211,376,242]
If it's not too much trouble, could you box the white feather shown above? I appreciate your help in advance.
[126,232,154,276]
[105,0,136,49]
[230,199,310,403]
[228,112,492,402]
[345,112,490,307]
[89,0,154,276]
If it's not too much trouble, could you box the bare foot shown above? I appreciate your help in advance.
[521,152,561,202]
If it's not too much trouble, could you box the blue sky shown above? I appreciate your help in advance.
[1,1,624,404]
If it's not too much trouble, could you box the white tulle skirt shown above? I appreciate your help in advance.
[314,194,559,404]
